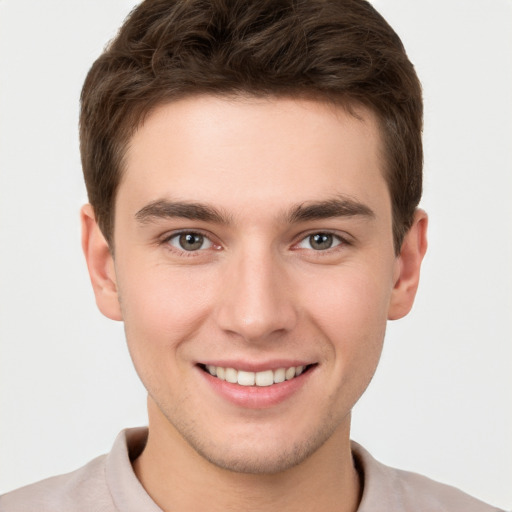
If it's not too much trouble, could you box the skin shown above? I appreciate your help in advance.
[82,95,427,512]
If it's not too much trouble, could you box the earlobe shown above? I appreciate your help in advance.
[387,209,428,321]
[81,204,123,321]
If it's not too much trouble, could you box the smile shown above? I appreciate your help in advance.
[200,364,312,387]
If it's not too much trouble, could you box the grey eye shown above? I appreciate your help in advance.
[309,233,334,250]
[297,232,342,251]
[168,232,212,251]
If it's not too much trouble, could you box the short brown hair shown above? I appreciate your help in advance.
[80,0,422,252]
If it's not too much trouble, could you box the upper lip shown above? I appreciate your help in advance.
[197,360,316,372]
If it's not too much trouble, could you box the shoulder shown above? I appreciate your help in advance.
[0,454,112,512]
[0,428,155,512]
[352,441,505,512]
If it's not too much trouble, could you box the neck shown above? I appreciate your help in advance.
[133,402,361,512]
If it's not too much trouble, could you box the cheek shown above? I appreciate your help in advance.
[117,263,216,355]
[307,265,391,325]
[303,266,391,366]
[116,264,219,402]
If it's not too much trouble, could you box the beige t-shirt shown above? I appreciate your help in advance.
[0,428,504,511]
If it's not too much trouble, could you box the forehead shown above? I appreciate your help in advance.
[119,95,389,221]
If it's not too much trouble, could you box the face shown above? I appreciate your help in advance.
[83,95,426,474]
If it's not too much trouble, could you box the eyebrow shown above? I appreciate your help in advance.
[135,200,231,224]
[287,197,375,223]
[135,196,374,225]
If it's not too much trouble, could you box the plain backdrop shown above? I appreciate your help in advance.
[0,0,511,508]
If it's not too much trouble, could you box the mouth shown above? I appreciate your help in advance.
[198,363,316,387]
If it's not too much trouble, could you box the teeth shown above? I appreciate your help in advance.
[225,367,238,384]
[204,365,308,386]
[237,370,255,386]
[285,367,296,380]
[274,368,286,383]
[255,370,273,387]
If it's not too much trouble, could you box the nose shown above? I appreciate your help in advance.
[215,246,298,342]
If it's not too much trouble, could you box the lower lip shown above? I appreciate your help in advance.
[198,367,315,409]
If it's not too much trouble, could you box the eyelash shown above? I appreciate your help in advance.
[160,230,220,256]
[293,231,350,252]
[160,229,350,255]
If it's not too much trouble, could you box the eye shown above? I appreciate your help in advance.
[167,232,213,252]
[296,232,343,251]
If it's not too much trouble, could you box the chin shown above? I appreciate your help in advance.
[179,419,340,475]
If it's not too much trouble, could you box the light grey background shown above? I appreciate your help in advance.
[0,1,511,508]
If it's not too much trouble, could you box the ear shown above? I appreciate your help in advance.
[388,209,428,320]
[81,204,122,321]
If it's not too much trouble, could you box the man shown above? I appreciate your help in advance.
[0,1,505,510]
